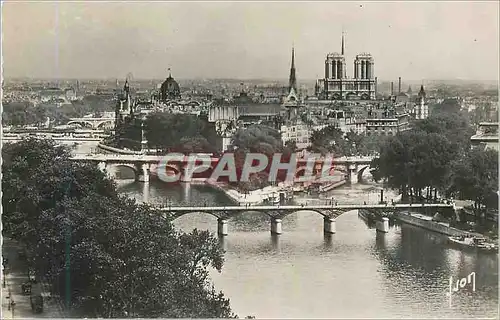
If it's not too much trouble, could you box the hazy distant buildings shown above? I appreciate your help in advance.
[315,33,377,101]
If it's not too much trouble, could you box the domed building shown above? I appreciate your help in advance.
[160,70,181,101]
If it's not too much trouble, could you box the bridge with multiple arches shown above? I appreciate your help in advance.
[158,203,456,236]
[67,117,115,129]
[70,154,376,184]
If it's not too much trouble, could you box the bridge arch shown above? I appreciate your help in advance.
[357,165,372,182]
[285,209,328,218]
[95,119,115,129]
[159,164,181,174]
[107,163,138,179]
[170,210,221,220]
[230,209,273,219]
[67,120,94,128]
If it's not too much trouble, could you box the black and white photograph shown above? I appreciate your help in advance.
[1,1,499,319]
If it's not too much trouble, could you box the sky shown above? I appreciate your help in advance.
[2,1,499,81]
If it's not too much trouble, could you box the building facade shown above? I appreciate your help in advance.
[365,113,410,136]
[315,34,377,100]
[470,122,499,151]
[281,120,312,150]
[413,85,429,120]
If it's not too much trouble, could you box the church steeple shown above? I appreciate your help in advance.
[288,46,297,93]
[341,31,345,56]
[418,85,426,99]
[124,79,129,93]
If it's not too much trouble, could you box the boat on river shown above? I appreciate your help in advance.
[448,235,498,253]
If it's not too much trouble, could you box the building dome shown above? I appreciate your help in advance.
[160,72,181,101]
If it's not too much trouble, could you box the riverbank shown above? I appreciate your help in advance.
[395,211,491,240]
[205,180,290,206]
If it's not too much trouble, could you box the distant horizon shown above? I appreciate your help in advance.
[4,76,499,85]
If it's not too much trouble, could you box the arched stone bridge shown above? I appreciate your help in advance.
[70,154,376,184]
[67,117,115,129]
[330,156,373,183]
[158,203,455,236]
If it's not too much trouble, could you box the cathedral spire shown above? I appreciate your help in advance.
[418,84,426,99]
[124,79,129,93]
[288,46,297,93]
[341,30,345,56]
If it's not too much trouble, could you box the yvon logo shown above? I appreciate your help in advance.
[156,152,337,183]
[447,272,476,307]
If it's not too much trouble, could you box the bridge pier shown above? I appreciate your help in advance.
[323,217,336,234]
[218,219,228,236]
[136,163,150,183]
[270,218,283,235]
[347,164,358,184]
[376,217,389,233]
[142,181,150,203]
[98,161,106,173]
[180,167,191,183]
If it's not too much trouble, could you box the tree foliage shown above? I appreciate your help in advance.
[231,124,283,153]
[371,130,457,201]
[229,125,285,191]
[448,148,498,211]
[413,111,474,154]
[371,106,498,217]
[144,113,217,154]
[2,139,236,318]
[309,126,384,157]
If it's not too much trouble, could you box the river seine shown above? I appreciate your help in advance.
[116,177,499,319]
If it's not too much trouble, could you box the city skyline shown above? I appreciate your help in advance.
[2,1,499,81]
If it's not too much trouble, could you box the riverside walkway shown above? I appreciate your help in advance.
[1,239,67,319]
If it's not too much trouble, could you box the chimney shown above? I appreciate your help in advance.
[398,77,402,93]
[391,82,394,96]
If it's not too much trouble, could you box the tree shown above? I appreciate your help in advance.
[413,111,474,154]
[144,113,217,153]
[231,124,283,153]
[309,126,345,156]
[284,140,297,152]
[2,139,237,318]
[228,125,284,191]
[370,130,457,202]
[448,148,499,217]
[357,134,386,156]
